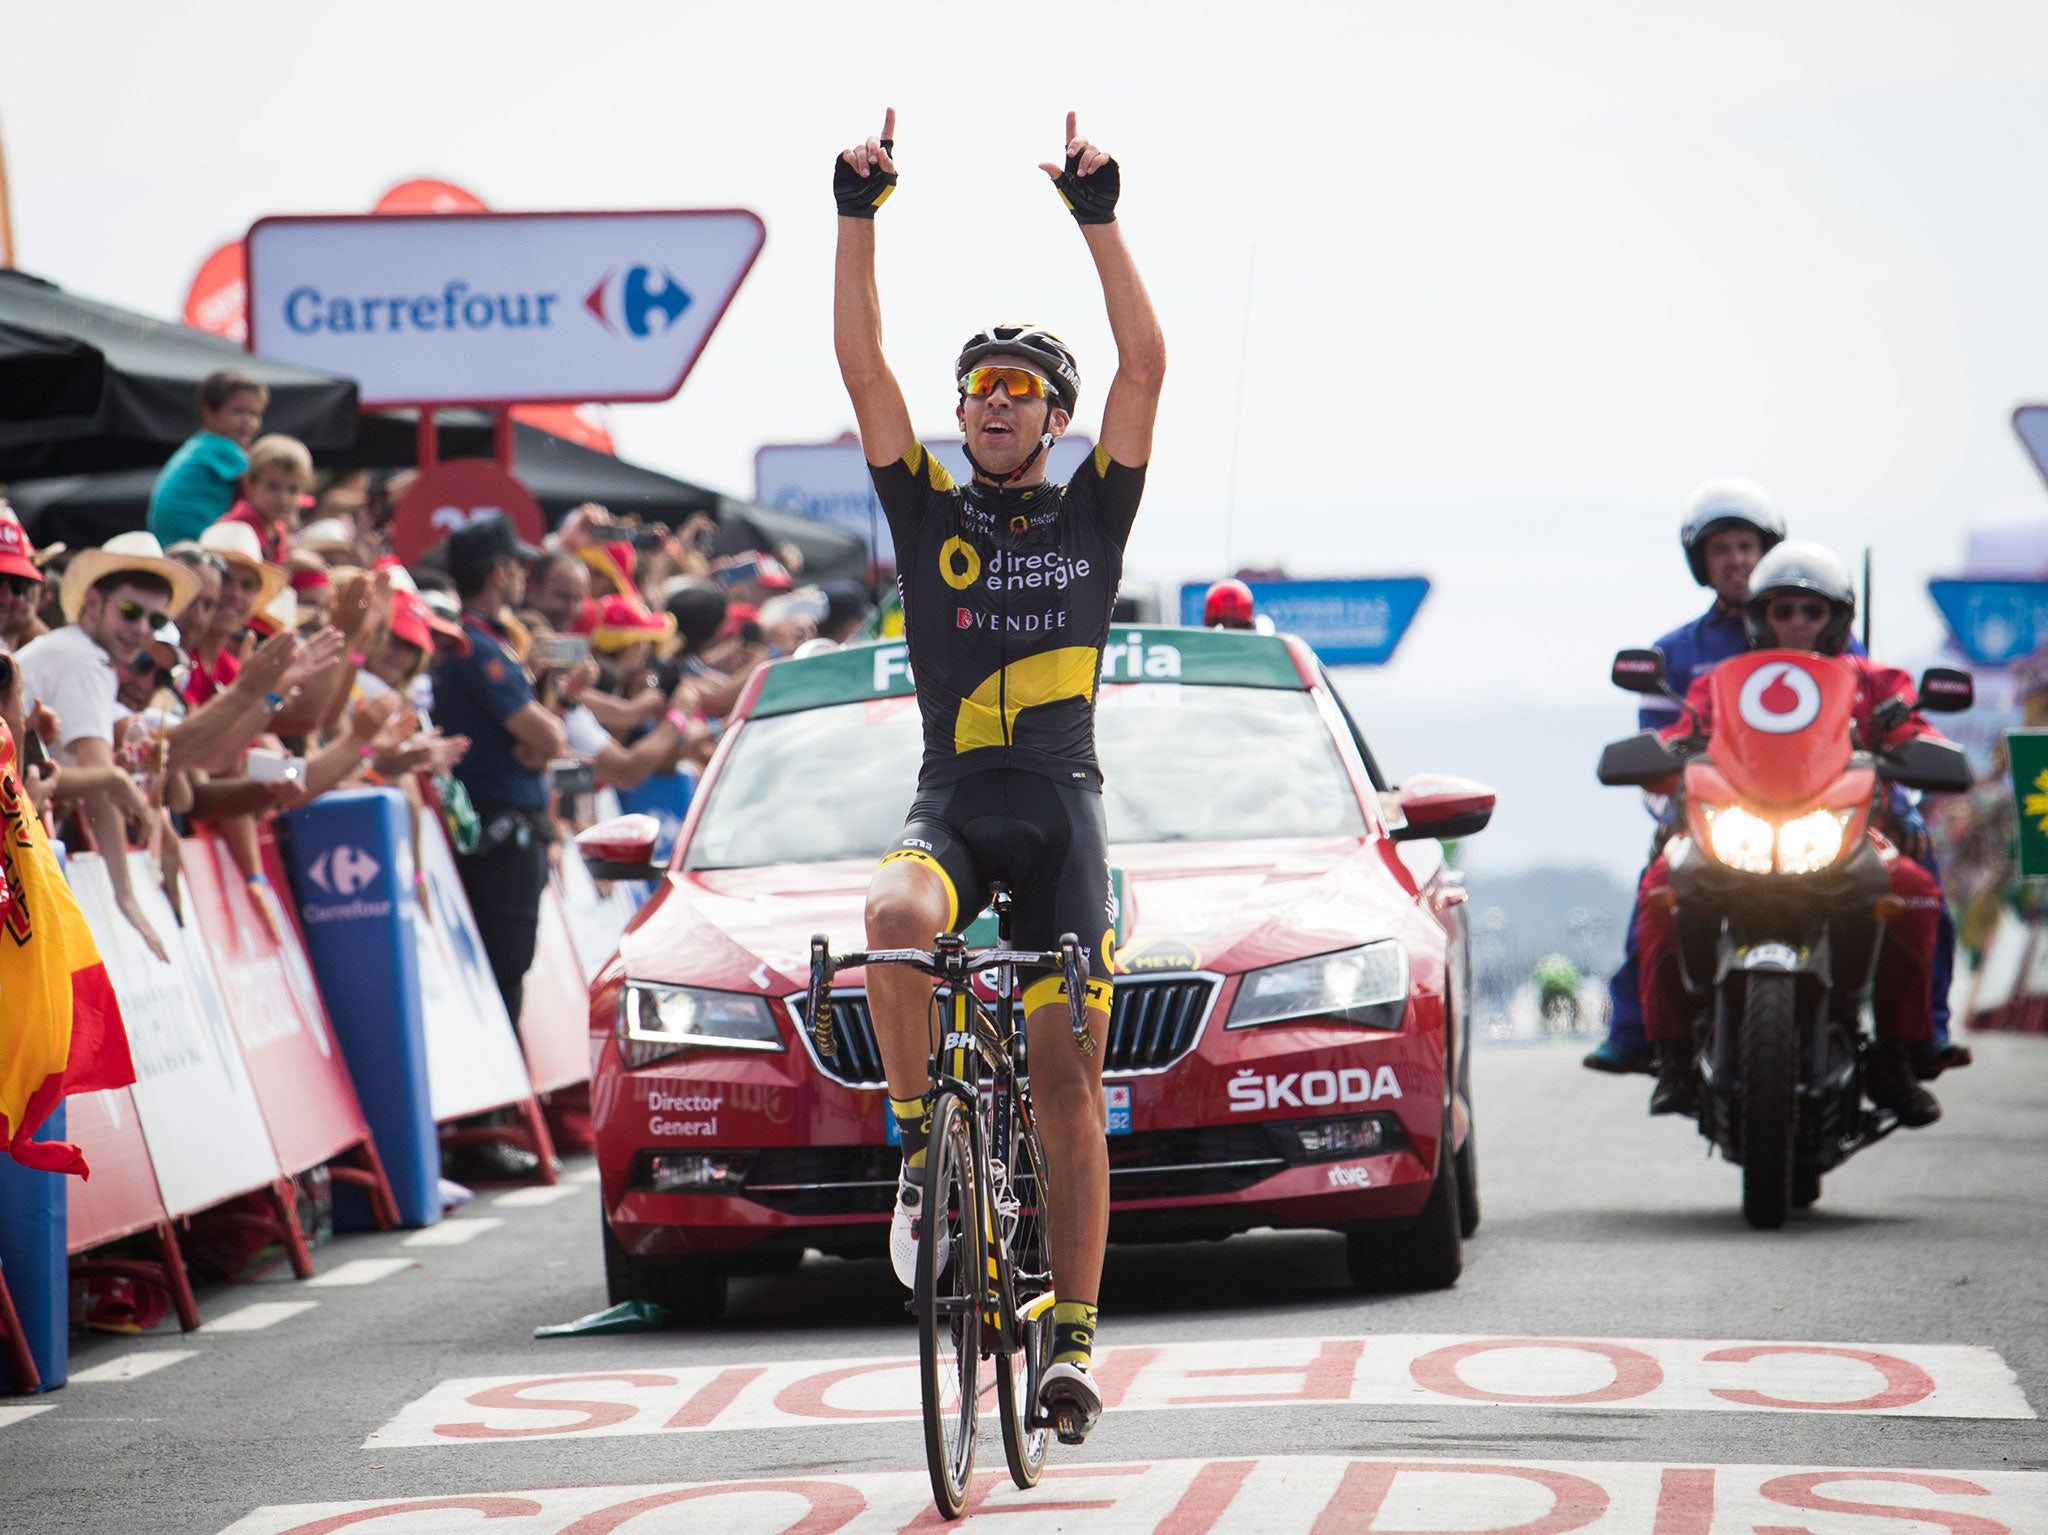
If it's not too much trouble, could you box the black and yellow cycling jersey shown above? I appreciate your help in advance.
[871,441,1145,793]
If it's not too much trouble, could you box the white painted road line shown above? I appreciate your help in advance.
[214,1455,2048,1534]
[365,1331,2034,1447]
[0,1404,54,1429]
[566,1164,601,1185]
[491,1184,583,1208]
[305,1258,415,1288]
[68,1350,200,1383]
[404,1218,504,1248]
[201,1302,320,1334]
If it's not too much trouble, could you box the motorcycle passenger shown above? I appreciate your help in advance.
[1633,542,1946,1127]
[1586,479,1785,1075]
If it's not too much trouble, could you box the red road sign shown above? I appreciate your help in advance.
[392,459,545,565]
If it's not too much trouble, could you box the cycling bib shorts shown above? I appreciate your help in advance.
[881,770,1115,1015]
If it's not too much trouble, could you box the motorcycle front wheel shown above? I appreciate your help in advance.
[1739,973,1799,1230]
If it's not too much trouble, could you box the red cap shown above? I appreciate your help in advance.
[289,566,332,595]
[1202,579,1256,630]
[721,601,760,639]
[0,509,43,584]
[389,589,468,655]
[591,592,678,653]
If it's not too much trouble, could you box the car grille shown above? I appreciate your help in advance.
[1107,1123,1290,1200]
[740,1145,900,1217]
[791,975,1219,1087]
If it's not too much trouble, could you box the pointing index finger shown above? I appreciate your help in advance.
[1064,110,1078,153]
[882,107,896,143]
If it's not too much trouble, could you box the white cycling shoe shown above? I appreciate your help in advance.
[889,1162,950,1288]
[1037,1361,1102,1445]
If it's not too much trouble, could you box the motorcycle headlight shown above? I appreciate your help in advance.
[1701,803,1775,874]
[618,982,783,1069]
[1776,809,1852,875]
[1227,941,1409,1031]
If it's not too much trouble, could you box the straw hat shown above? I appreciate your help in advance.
[198,521,289,613]
[296,517,357,558]
[60,531,201,623]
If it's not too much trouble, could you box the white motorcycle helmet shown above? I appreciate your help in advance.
[1744,540,1857,655]
[1680,478,1787,586]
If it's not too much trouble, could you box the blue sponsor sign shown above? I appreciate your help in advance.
[1178,577,1430,666]
[1927,579,2048,665]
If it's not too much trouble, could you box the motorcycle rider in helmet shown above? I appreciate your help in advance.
[1202,578,1257,630]
[1585,479,1787,1075]
[1632,542,1947,1127]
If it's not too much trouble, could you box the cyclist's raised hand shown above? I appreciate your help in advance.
[1039,110,1118,226]
[834,108,899,218]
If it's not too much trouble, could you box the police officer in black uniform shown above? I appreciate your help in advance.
[434,515,565,1030]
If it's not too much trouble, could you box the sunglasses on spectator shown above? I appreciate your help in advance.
[0,574,36,596]
[115,600,171,629]
[1766,598,1830,623]
[961,366,1052,401]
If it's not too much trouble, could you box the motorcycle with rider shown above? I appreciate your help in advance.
[1598,542,1974,1227]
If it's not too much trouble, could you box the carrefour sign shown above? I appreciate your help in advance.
[245,210,765,408]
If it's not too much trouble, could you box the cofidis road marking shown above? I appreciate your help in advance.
[365,1332,2032,1446]
[215,1455,2048,1534]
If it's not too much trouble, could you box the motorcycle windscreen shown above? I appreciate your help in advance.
[1704,650,1860,807]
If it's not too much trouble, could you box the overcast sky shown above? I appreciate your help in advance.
[10,2,2048,873]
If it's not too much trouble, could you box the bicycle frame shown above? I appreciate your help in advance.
[806,911,1088,1363]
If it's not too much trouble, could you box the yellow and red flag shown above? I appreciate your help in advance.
[0,719,132,1176]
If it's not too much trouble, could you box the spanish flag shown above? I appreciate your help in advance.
[0,720,132,1177]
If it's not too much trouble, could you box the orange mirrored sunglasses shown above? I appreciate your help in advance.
[961,365,1051,401]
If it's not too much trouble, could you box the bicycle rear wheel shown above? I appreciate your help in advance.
[918,1092,983,1519]
[995,1108,1054,1488]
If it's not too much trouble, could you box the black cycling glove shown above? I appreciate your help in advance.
[833,141,897,219]
[1051,151,1119,226]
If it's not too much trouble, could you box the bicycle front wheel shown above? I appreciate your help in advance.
[995,1108,1054,1488]
[918,1092,983,1518]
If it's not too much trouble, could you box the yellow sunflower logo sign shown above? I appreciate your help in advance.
[2007,731,2048,878]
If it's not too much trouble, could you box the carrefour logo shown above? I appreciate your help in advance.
[585,265,692,337]
[307,844,383,897]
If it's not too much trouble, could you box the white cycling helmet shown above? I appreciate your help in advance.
[1744,539,1856,654]
[1680,478,1786,586]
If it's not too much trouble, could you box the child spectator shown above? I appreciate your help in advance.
[219,434,313,564]
[145,367,268,546]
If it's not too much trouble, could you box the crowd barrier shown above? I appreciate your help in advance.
[1960,905,2048,1033]
[2,781,609,1393]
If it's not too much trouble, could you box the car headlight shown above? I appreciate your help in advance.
[1701,803,1775,874]
[618,982,783,1069]
[1776,809,1851,875]
[1227,941,1409,1030]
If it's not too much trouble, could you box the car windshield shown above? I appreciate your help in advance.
[683,683,1367,870]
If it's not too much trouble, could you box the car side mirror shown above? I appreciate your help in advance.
[1388,773,1496,842]
[575,813,666,881]
[1917,667,1974,714]
[1611,647,1668,696]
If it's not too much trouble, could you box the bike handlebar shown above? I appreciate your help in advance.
[806,933,1096,1058]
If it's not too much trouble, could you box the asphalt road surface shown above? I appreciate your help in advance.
[8,1033,2046,1534]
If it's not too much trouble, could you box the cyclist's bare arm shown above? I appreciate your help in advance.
[834,108,916,469]
[1040,111,1166,468]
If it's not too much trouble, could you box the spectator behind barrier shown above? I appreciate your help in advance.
[146,367,268,547]
[0,502,49,652]
[219,434,315,564]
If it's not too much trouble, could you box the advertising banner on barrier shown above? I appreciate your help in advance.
[411,807,538,1123]
[63,1088,168,1253]
[555,838,637,983]
[64,853,283,1217]
[519,886,593,1094]
[181,836,376,1176]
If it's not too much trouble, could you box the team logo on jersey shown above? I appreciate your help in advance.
[1737,661,1823,734]
[939,537,981,590]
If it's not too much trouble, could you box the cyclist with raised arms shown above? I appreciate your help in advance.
[833,107,1165,1443]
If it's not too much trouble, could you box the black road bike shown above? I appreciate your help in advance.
[805,890,1093,1519]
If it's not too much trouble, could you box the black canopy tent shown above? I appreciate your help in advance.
[0,270,361,480]
[7,421,867,585]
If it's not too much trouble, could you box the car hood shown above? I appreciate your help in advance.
[620,836,1413,992]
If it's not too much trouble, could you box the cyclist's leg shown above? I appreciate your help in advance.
[1003,778,1114,1437]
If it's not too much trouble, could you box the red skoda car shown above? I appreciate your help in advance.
[580,627,1492,1319]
